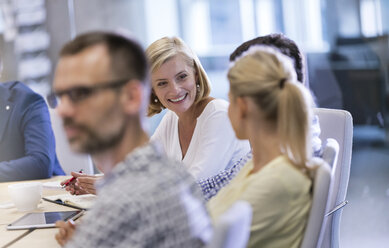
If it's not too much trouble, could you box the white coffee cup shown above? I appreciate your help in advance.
[8,182,42,212]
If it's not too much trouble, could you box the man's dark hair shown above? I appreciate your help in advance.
[60,31,148,83]
[229,33,304,84]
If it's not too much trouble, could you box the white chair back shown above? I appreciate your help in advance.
[314,108,353,248]
[318,138,340,247]
[208,201,252,248]
[49,109,94,175]
[301,154,332,248]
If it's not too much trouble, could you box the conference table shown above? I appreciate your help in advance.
[0,176,74,248]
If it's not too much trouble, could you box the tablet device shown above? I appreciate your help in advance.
[7,210,83,230]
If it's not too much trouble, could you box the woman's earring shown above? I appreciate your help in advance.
[154,98,158,103]
[196,84,200,92]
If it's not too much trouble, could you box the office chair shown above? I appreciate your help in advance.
[313,108,353,248]
[49,109,94,175]
[316,138,340,248]
[208,201,252,248]
[301,146,333,248]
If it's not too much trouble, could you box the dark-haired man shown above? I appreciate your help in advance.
[52,31,211,247]
[229,33,306,85]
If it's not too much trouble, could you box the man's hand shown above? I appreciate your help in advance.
[55,220,76,246]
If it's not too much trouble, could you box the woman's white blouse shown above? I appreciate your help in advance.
[151,99,251,180]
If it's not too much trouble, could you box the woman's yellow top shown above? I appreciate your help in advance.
[208,155,312,248]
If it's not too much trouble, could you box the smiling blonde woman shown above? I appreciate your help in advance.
[147,36,250,180]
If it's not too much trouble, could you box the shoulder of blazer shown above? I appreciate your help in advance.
[5,82,44,113]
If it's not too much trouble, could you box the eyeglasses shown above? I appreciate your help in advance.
[47,79,130,108]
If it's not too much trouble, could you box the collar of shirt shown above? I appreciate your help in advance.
[96,141,166,191]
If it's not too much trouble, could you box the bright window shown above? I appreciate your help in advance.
[360,0,383,37]
[176,0,328,56]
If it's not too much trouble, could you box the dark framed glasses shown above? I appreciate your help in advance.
[47,79,130,108]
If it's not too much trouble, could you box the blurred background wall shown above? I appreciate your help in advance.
[2,0,388,129]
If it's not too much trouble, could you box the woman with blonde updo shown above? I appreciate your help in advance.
[147,37,250,180]
[208,46,326,248]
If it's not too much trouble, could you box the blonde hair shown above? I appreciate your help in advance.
[146,36,211,116]
[228,46,314,172]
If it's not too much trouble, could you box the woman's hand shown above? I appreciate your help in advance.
[60,172,102,195]
[75,175,100,195]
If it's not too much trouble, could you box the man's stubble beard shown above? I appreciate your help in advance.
[64,117,127,155]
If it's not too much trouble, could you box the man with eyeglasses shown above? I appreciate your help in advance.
[52,31,211,247]
[0,63,65,182]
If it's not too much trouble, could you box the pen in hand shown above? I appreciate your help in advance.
[62,169,84,188]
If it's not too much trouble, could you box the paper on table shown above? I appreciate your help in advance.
[43,194,96,210]
[0,201,14,209]
[42,181,63,189]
